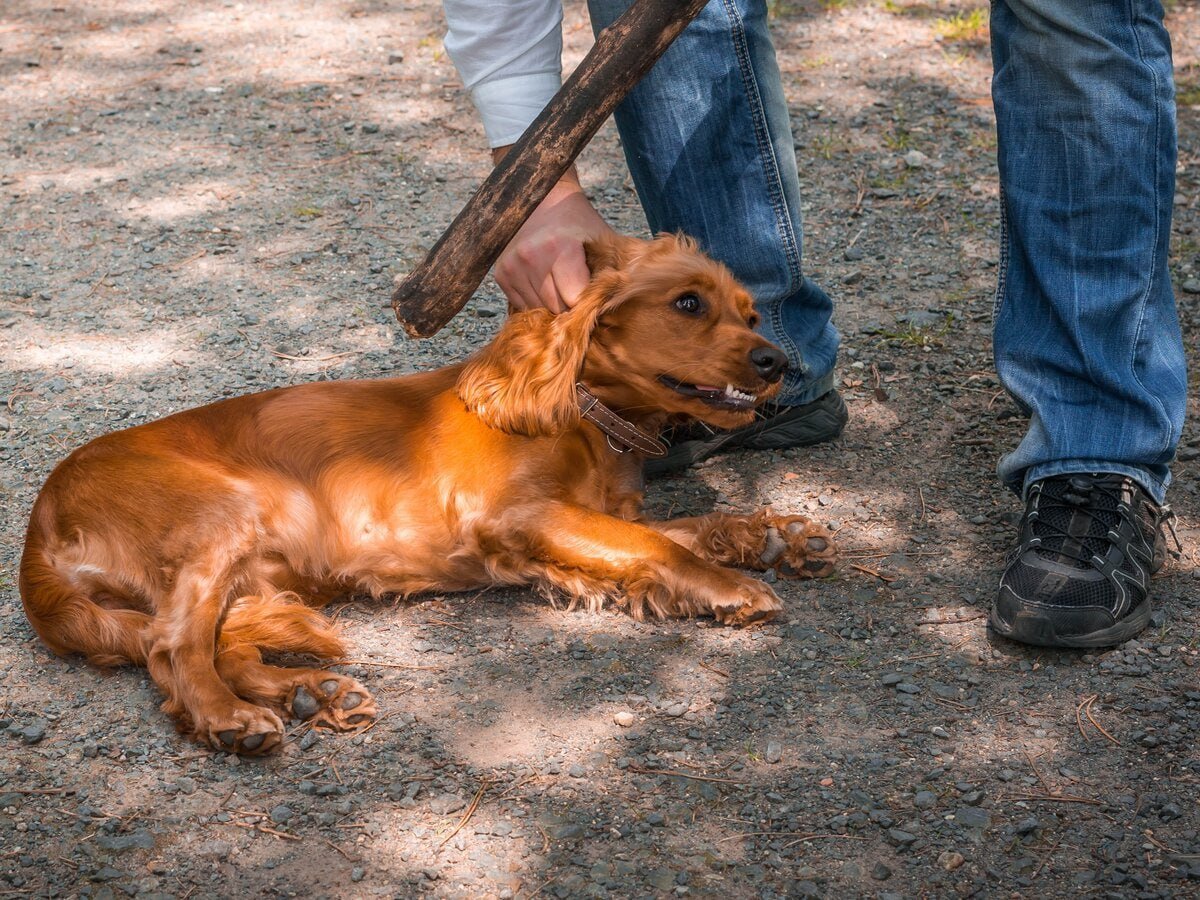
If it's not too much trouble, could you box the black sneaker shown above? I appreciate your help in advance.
[989,473,1179,649]
[645,389,848,477]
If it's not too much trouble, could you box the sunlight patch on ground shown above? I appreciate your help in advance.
[8,164,133,195]
[8,327,186,374]
[363,802,529,894]
[121,179,234,223]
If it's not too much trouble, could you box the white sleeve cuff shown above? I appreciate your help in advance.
[471,72,562,147]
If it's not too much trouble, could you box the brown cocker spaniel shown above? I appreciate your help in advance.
[20,233,836,754]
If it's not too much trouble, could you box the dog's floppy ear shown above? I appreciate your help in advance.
[457,237,641,436]
[583,233,643,275]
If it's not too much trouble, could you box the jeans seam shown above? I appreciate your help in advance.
[721,0,805,372]
[1124,0,1175,464]
[993,183,1010,321]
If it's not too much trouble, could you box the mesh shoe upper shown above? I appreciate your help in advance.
[992,473,1177,647]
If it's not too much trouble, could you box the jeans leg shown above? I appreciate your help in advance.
[990,0,1187,503]
[586,0,839,404]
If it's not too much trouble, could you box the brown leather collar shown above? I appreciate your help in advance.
[575,383,667,457]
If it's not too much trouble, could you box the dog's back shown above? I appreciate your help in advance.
[20,370,468,662]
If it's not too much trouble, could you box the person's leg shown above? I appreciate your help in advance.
[991,0,1185,501]
[989,0,1186,647]
[586,0,840,410]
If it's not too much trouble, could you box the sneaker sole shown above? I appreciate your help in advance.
[987,594,1151,649]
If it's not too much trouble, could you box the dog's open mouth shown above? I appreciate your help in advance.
[658,375,760,411]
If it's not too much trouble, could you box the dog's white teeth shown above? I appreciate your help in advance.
[724,384,755,403]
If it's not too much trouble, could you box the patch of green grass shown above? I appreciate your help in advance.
[883,126,913,151]
[1177,79,1200,107]
[870,171,911,190]
[878,314,956,349]
[807,128,854,160]
[798,54,832,71]
[933,9,988,44]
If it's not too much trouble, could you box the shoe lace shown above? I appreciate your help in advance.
[1027,474,1142,569]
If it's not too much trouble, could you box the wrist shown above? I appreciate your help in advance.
[491,145,584,196]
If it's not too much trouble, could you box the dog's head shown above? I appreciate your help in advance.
[457,233,786,436]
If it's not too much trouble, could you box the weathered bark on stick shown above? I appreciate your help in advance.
[391,0,709,338]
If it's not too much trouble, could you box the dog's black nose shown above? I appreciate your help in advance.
[750,346,788,382]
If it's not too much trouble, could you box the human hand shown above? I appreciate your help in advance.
[492,159,618,314]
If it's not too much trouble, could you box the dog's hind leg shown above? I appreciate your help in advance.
[214,595,377,732]
[20,521,154,668]
[650,509,837,578]
[144,564,286,756]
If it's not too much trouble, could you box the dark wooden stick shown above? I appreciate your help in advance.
[391,0,709,337]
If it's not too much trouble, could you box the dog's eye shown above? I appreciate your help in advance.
[747,312,760,329]
[674,293,703,315]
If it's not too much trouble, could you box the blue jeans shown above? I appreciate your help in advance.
[991,0,1186,503]
[587,0,1187,498]
[586,0,839,405]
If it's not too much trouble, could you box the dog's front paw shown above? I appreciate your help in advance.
[200,704,285,756]
[757,515,837,579]
[288,673,377,732]
[711,577,782,627]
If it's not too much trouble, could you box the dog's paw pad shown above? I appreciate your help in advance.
[759,527,788,566]
[205,707,284,755]
[288,674,378,732]
[713,579,782,627]
[291,686,322,720]
[764,516,837,579]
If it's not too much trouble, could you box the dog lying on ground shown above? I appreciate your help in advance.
[19,233,837,755]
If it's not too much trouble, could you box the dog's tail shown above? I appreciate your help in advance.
[19,519,152,669]
[220,593,346,659]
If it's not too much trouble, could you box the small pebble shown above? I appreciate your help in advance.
[938,850,965,871]
[270,805,293,824]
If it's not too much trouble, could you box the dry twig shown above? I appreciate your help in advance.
[625,765,745,785]
[848,562,896,583]
[1076,694,1120,746]
[438,780,491,849]
[1022,747,1055,795]
[231,821,301,841]
[337,658,444,671]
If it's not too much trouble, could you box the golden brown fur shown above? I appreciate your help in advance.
[19,233,836,754]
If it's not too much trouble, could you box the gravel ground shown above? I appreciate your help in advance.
[3,1,1200,897]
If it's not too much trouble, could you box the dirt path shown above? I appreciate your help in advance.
[2,1,1198,897]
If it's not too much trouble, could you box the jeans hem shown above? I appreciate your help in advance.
[1014,461,1170,505]
[777,370,836,407]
